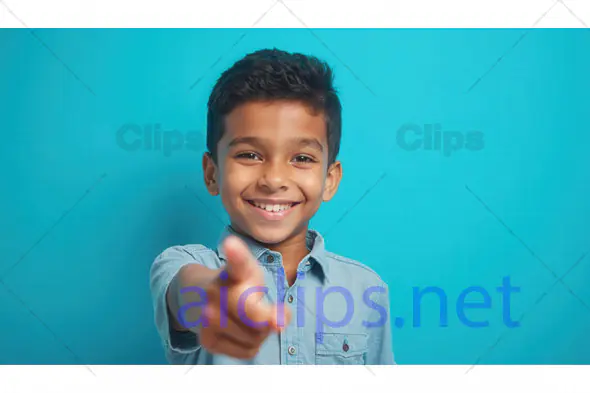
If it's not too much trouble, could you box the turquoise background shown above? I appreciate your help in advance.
[0,29,589,365]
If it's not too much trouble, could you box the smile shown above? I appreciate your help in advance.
[245,200,302,221]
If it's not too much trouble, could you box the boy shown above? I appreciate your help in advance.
[150,48,394,365]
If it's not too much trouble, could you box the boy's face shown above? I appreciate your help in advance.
[203,100,342,245]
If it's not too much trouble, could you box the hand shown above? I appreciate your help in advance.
[199,235,292,359]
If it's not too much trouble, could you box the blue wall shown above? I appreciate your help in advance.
[1,29,589,364]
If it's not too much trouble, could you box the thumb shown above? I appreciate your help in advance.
[269,302,293,332]
[222,235,261,284]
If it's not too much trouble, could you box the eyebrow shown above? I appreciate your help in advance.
[227,136,263,148]
[293,137,324,152]
[228,136,324,152]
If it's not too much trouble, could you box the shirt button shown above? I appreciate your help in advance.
[288,345,296,356]
[287,294,294,303]
[343,343,350,352]
[305,260,311,266]
[266,254,274,263]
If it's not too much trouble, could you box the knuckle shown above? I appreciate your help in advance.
[206,286,219,299]
[200,333,215,351]
[246,348,260,358]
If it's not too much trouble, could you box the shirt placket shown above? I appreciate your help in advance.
[278,263,298,365]
[284,257,314,365]
[265,251,315,365]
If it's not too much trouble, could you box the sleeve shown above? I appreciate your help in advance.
[149,245,208,363]
[366,282,396,365]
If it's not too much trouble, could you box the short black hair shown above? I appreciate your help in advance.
[206,48,342,166]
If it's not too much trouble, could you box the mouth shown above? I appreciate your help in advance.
[246,200,301,212]
[245,199,302,220]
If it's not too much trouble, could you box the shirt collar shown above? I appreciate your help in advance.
[215,225,330,279]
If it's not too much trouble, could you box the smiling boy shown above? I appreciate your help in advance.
[150,48,394,365]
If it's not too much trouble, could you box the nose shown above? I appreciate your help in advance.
[257,159,289,192]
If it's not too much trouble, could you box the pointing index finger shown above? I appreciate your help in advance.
[222,235,261,284]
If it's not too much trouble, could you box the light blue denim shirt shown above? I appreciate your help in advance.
[150,225,395,365]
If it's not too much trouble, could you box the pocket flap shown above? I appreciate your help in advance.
[315,333,368,357]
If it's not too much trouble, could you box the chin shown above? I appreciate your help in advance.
[245,224,294,245]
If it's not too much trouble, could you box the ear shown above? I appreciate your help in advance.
[202,152,219,196]
[322,160,343,202]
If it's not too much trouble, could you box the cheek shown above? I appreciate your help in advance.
[297,170,325,199]
[220,162,255,196]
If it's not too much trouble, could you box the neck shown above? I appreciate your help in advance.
[233,224,310,286]
[265,229,310,286]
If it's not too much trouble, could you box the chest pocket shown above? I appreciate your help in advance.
[315,333,368,365]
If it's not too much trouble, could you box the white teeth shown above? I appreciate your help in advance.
[252,201,294,212]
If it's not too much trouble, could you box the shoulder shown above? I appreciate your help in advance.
[153,244,222,270]
[157,244,215,259]
[324,250,388,288]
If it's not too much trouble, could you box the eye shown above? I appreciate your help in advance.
[235,152,261,161]
[293,155,316,164]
